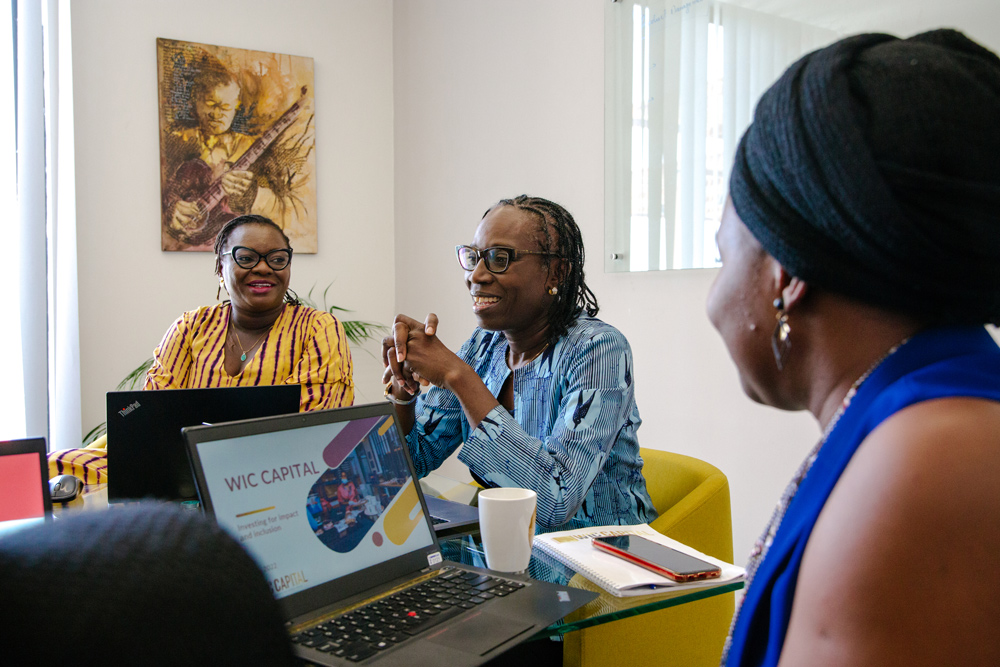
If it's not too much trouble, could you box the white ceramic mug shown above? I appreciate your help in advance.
[478,487,537,573]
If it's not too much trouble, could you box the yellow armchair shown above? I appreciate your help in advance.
[562,448,736,667]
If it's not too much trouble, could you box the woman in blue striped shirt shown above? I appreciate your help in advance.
[383,196,656,532]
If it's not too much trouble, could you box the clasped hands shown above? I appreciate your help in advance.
[381,313,457,401]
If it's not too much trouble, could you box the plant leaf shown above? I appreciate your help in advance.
[117,358,155,391]
[82,422,107,447]
[303,281,388,348]
[342,319,388,346]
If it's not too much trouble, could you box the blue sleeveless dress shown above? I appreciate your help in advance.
[726,326,1000,666]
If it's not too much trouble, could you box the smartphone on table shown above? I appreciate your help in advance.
[592,535,722,583]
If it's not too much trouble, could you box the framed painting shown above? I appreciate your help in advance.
[156,38,318,252]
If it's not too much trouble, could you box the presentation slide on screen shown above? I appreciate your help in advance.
[196,415,435,598]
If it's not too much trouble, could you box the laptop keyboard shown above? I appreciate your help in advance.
[290,567,526,662]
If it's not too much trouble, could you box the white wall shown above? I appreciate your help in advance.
[392,0,1000,563]
[71,0,396,435]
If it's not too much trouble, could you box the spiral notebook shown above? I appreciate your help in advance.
[534,524,745,597]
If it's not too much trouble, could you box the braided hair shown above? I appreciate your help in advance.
[213,214,301,305]
[489,195,599,343]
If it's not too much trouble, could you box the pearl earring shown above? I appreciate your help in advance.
[548,286,559,296]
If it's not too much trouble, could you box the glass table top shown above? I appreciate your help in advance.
[63,477,742,636]
[440,529,742,638]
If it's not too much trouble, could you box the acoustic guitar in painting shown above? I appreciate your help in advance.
[163,85,308,246]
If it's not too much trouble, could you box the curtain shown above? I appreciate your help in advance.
[9,0,80,450]
[719,2,838,194]
[605,0,838,271]
[675,0,712,270]
[1,0,21,433]
[16,0,49,440]
[48,0,81,452]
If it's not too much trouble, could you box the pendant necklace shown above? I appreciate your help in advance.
[231,324,273,362]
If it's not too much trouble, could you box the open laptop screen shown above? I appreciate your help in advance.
[0,438,52,537]
[108,385,301,503]
[188,407,438,600]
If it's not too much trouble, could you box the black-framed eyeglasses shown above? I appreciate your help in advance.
[228,246,293,271]
[455,245,560,274]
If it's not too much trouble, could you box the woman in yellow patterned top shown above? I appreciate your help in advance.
[145,214,354,409]
[50,214,354,483]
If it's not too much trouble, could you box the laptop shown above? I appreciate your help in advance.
[0,438,52,538]
[183,402,597,666]
[107,385,300,503]
[424,496,480,539]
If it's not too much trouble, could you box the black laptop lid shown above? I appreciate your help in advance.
[0,438,52,537]
[107,385,300,502]
[183,402,442,622]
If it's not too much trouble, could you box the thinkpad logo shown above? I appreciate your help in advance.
[118,400,141,417]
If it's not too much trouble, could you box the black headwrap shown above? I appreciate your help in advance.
[730,29,1000,325]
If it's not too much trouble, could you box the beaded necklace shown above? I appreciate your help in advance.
[719,337,910,665]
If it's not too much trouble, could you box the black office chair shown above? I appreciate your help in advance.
[0,503,295,666]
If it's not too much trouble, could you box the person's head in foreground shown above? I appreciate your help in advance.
[0,503,295,665]
[708,29,1000,666]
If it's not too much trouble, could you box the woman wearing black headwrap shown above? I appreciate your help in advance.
[707,30,1000,666]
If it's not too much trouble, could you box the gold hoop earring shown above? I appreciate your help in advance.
[771,297,791,370]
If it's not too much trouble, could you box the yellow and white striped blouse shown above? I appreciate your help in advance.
[144,302,354,411]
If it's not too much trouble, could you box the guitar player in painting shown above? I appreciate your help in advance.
[163,66,258,249]
[159,48,315,252]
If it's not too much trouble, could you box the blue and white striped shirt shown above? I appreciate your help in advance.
[406,316,658,532]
